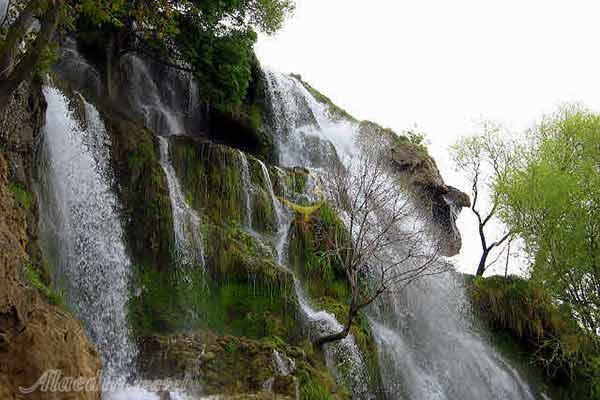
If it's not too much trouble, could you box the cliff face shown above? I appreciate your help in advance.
[358,121,470,256]
[0,82,101,400]
[0,34,470,399]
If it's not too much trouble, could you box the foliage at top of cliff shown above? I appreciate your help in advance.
[75,0,294,109]
[290,73,357,122]
[1,0,294,110]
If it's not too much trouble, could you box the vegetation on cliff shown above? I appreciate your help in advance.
[1,0,294,111]
[470,276,600,399]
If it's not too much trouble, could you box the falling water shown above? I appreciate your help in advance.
[256,158,374,399]
[158,136,205,269]
[120,55,185,135]
[36,87,136,379]
[238,150,254,229]
[263,69,535,399]
[370,273,535,399]
[0,0,7,21]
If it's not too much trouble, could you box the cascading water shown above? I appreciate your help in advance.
[36,87,136,380]
[118,51,207,272]
[370,273,535,399]
[158,136,205,269]
[263,69,535,399]
[255,159,374,399]
[238,150,254,229]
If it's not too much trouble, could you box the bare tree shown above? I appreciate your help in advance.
[450,121,521,276]
[313,145,447,346]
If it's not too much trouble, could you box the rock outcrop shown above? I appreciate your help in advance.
[359,120,470,255]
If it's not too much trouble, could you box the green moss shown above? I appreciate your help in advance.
[290,74,356,123]
[300,380,334,400]
[106,115,175,268]
[131,222,300,340]
[21,262,66,308]
[9,182,34,210]
[140,331,348,399]
[170,137,245,226]
[287,203,382,394]
[288,167,309,194]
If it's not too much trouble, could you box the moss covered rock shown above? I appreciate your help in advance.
[138,331,349,399]
[104,110,175,269]
[287,203,382,395]
[469,275,600,399]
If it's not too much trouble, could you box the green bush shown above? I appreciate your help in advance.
[470,275,600,399]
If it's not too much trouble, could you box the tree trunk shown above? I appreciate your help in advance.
[0,1,62,111]
[313,309,355,347]
[476,249,489,276]
[0,0,41,79]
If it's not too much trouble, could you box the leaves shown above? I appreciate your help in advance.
[499,106,600,336]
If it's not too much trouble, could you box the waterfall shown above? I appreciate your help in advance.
[264,70,358,168]
[37,87,136,379]
[263,69,535,399]
[238,150,254,229]
[256,158,374,399]
[120,55,185,136]
[0,0,7,21]
[158,136,205,270]
[370,272,535,399]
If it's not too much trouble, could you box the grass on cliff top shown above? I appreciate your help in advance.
[290,74,357,122]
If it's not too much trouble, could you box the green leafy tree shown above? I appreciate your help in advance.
[450,121,522,276]
[498,106,600,336]
[1,0,295,109]
[77,0,294,106]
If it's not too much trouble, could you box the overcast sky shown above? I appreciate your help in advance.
[256,0,600,275]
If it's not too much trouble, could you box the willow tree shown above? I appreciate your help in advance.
[450,122,522,276]
[498,106,600,336]
[314,144,445,346]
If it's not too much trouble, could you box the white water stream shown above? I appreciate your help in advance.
[158,136,205,270]
[37,87,136,381]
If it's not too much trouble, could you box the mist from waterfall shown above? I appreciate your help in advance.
[37,87,136,380]
[264,69,535,399]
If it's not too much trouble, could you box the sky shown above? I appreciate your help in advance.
[256,0,600,275]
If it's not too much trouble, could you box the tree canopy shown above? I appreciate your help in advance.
[0,0,295,108]
[498,106,600,335]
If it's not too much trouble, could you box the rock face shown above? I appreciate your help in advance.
[359,121,470,256]
[388,142,470,255]
[0,82,102,399]
[138,332,299,399]
[0,33,471,399]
